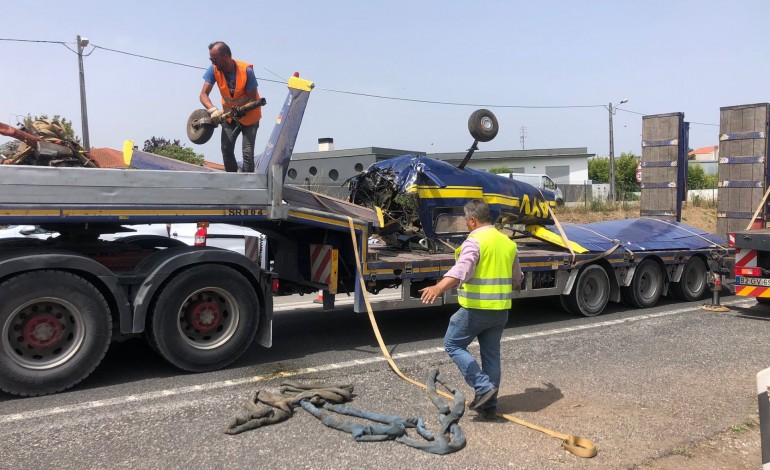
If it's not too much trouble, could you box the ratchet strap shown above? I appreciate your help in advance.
[346,217,597,458]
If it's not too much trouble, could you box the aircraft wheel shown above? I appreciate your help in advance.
[468,109,499,142]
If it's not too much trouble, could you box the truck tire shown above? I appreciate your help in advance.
[0,271,112,396]
[757,298,770,306]
[147,265,259,372]
[621,259,663,308]
[669,256,707,302]
[565,264,610,317]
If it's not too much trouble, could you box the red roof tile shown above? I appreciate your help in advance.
[88,147,127,168]
[204,161,225,170]
[687,145,718,156]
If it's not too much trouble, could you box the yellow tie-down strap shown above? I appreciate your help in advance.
[345,217,597,458]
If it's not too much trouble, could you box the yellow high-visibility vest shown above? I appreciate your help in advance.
[455,227,517,310]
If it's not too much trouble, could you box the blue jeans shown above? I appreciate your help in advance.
[221,120,260,172]
[444,307,508,408]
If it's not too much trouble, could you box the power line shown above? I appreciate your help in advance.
[615,108,718,126]
[0,37,727,119]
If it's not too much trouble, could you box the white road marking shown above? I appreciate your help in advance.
[0,298,753,424]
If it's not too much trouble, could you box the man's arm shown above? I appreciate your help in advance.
[420,239,479,304]
[200,82,215,109]
[512,255,523,293]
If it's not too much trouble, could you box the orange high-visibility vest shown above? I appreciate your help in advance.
[213,60,261,126]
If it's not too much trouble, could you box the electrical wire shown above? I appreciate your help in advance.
[0,37,724,121]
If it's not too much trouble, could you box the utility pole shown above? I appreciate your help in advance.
[608,102,615,201]
[77,35,91,151]
[520,126,526,150]
[607,99,628,202]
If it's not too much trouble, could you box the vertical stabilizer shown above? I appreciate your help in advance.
[254,75,314,180]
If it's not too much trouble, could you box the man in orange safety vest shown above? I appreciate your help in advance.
[199,41,262,172]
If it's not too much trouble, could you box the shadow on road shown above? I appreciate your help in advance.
[498,382,564,413]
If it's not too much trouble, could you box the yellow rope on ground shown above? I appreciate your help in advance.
[346,217,597,458]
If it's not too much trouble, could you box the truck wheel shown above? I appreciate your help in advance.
[757,298,770,306]
[621,259,663,308]
[468,109,499,142]
[565,264,610,317]
[0,271,111,396]
[559,294,575,315]
[669,257,707,302]
[147,265,258,372]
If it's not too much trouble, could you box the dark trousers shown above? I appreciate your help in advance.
[220,120,259,172]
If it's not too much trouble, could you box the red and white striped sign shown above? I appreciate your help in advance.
[310,244,338,293]
[735,246,757,269]
[310,244,332,283]
[245,236,263,264]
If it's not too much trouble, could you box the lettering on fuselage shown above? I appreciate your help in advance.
[519,194,550,219]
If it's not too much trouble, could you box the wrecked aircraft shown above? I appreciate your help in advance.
[348,109,558,251]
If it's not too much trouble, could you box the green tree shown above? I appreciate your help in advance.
[489,167,512,174]
[588,152,641,198]
[22,114,80,143]
[143,137,205,166]
[687,163,717,189]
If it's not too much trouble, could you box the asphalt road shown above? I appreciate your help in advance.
[1,294,767,469]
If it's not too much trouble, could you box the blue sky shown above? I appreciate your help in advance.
[2,1,768,165]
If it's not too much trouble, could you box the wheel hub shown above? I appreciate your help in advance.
[22,313,63,348]
[186,301,221,333]
[480,116,493,130]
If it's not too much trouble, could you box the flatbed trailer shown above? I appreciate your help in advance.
[0,75,731,397]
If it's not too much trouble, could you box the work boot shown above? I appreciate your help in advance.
[478,407,499,421]
[469,387,498,411]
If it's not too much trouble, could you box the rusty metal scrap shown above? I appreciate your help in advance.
[0,120,98,167]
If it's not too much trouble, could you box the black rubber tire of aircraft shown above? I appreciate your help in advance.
[147,265,259,372]
[468,109,499,142]
[0,270,112,396]
[112,235,187,249]
[669,256,708,302]
[565,264,610,317]
[621,259,664,308]
[187,108,216,145]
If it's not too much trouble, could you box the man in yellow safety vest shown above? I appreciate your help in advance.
[420,199,522,418]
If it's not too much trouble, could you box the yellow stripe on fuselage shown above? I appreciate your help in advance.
[406,185,556,207]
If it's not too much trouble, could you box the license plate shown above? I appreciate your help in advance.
[736,276,770,287]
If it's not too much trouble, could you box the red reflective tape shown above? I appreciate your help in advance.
[735,248,757,267]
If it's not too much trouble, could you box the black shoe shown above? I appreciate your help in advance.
[478,407,498,421]
[469,387,498,410]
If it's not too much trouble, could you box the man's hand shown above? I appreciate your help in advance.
[419,276,460,304]
[419,285,444,304]
[208,107,224,124]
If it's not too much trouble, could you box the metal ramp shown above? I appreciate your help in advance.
[640,112,688,221]
[716,103,770,238]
